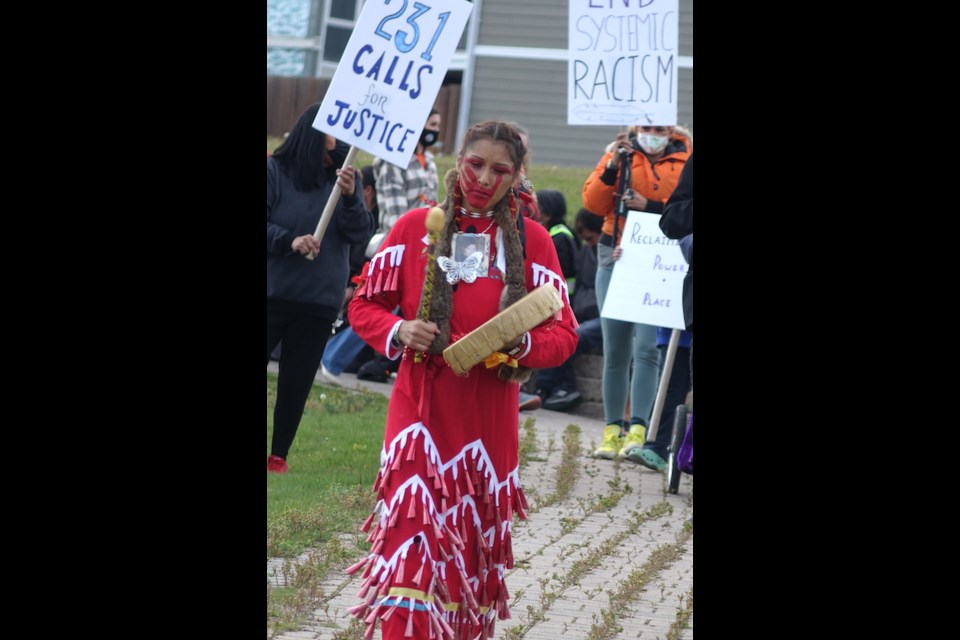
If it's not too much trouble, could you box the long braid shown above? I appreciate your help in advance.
[420,170,459,354]
[493,188,533,383]
[494,189,527,310]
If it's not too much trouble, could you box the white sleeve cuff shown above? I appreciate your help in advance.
[516,331,532,359]
[385,319,404,360]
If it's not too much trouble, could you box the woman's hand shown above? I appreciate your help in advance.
[336,166,356,197]
[292,234,320,257]
[613,131,636,156]
[621,188,648,211]
[396,319,441,352]
[612,246,623,261]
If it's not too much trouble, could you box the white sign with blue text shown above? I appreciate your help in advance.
[567,0,679,126]
[600,211,686,330]
[312,0,473,169]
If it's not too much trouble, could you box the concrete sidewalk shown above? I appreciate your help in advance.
[267,363,693,639]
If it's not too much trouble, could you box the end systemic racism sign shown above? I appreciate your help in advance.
[313,0,473,169]
[567,0,679,126]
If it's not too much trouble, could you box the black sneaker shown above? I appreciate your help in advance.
[356,359,390,382]
[542,389,582,411]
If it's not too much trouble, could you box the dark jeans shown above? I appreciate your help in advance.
[535,317,603,396]
[643,344,692,459]
[321,325,367,374]
[267,298,337,460]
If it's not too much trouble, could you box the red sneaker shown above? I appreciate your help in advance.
[267,455,288,474]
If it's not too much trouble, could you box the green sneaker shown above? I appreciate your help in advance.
[592,424,625,459]
[616,424,647,459]
[627,447,667,472]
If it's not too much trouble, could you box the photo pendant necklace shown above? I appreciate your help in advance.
[448,206,497,283]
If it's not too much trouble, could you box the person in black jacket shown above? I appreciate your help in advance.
[658,152,693,409]
[659,153,692,332]
[266,103,375,473]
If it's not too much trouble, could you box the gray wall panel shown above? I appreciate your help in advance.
[680,0,693,56]
[678,67,693,130]
[479,0,568,48]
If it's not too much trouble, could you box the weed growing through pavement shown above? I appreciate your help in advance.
[584,525,693,640]
[560,516,580,536]
[505,502,672,637]
[518,417,539,467]
[665,589,693,640]
[545,431,557,456]
[330,617,366,640]
[266,537,361,637]
[503,626,524,640]
[535,424,582,508]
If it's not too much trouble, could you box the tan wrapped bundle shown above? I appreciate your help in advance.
[443,284,564,376]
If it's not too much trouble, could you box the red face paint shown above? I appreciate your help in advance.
[460,159,507,211]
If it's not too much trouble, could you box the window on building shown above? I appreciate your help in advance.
[330,0,355,20]
[323,25,353,63]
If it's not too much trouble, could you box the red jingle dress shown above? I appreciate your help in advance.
[347,205,579,639]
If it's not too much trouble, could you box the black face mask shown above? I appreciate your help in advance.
[419,129,439,148]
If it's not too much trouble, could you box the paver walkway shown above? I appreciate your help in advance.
[267,364,693,639]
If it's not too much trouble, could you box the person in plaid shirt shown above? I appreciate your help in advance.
[372,109,442,233]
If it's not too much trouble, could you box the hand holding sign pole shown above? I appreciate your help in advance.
[305,145,360,260]
[612,140,632,247]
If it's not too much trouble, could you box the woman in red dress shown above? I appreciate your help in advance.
[347,121,579,639]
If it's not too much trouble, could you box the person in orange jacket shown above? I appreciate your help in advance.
[581,124,691,460]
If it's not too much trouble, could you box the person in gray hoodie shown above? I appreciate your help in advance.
[266,102,375,473]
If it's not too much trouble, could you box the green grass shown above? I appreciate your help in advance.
[266,372,387,557]
[266,139,593,228]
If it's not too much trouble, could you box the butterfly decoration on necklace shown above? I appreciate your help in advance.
[437,251,485,284]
